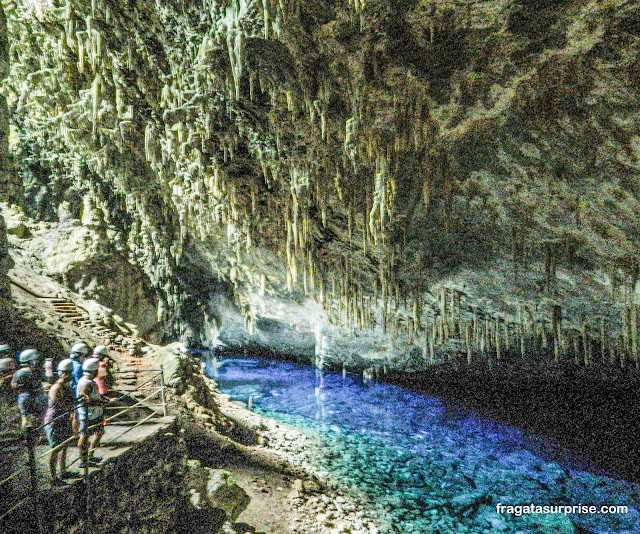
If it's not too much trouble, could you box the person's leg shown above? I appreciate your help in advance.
[18,394,29,429]
[76,406,90,466]
[44,425,58,480]
[60,445,68,471]
[88,426,104,461]
[77,432,88,464]
[49,450,56,479]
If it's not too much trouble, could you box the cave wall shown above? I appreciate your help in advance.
[2,0,640,367]
[0,2,12,299]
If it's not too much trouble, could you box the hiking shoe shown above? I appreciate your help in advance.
[89,455,102,463]
[79,460,100,468]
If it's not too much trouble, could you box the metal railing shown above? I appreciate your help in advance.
[0,366,168,533]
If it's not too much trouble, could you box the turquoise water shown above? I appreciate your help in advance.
[208,357,640,534]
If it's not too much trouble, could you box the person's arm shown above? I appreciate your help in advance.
[10,372,21,390]
[76,380,90,404]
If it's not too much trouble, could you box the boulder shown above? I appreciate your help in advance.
[5,221,30,238]
[205,469,250,524]
[448,490,490,515]
[185,460,249,528]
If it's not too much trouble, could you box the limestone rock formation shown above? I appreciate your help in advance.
[185,459,250,532]
[1,0,640,369]
[0,3,11,299]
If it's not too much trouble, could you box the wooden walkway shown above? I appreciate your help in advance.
[33,415,176,487]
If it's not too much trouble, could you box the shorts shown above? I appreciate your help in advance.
[43,421,74,447]
[76,406,104,436]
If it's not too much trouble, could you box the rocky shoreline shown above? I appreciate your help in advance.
[206,386,384,534]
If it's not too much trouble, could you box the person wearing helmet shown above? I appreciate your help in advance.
[11,349,46,429]
[76,357,104,468]
[91,345,113,395]
[0,346,20,524]
[68,342,89,392]
[0,354,17,395]
[43,359,76,486]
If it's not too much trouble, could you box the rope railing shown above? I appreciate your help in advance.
[0,366,168,531]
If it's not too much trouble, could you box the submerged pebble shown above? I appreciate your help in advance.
[215,358,640,534]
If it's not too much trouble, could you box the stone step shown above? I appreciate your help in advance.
[60,317,83,323]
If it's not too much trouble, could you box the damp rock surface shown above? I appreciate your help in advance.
[0,0,639,373]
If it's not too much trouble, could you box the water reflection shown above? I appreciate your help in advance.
[208,356,640,534]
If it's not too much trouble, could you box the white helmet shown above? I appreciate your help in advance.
[0,358,16,372]
[69,342,89,358]
[18,349,40,365]
[93,345,107,356]
[57,358,74,375]
[0,344,10,354]
[82,357,100,373]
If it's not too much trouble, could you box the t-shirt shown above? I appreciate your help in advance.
[76,376,103,420]
[70,359,83,391]
[44,383,75,426]
[10,368,42,395]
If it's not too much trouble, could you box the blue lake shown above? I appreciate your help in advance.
[208,357,640,534]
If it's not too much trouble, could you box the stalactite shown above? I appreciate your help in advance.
[77,35,85,72]
[91,72,104,121]
[600,317,606,364]
[631,304,638,368]
[465,322,472,365]
[581,323,589,366]
[552,305,562,363]
[572,333,580,365]
[495,315,501,360]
